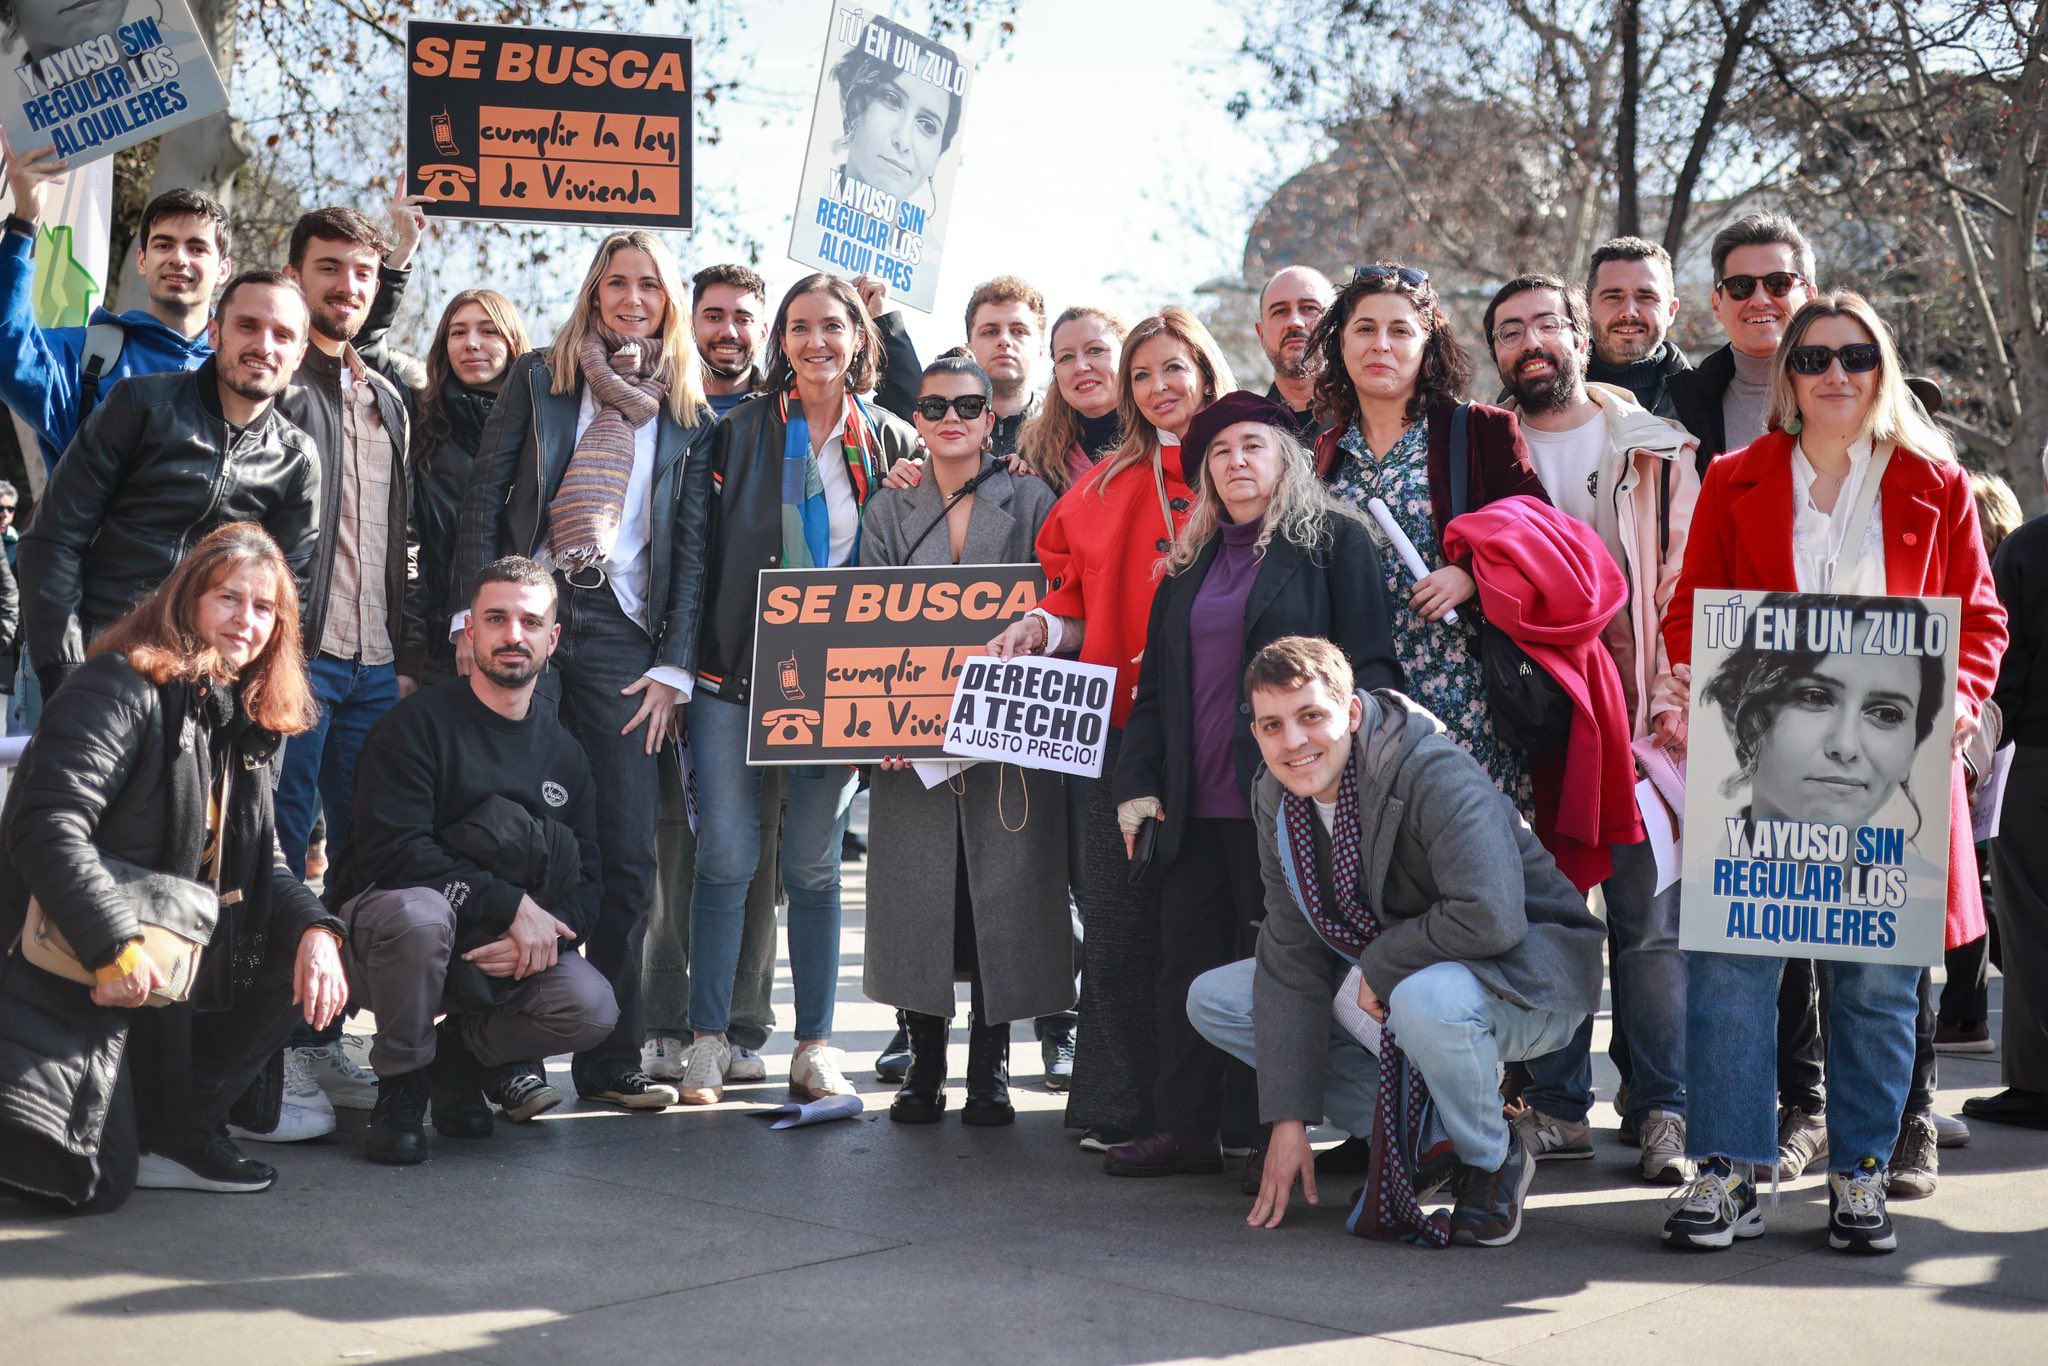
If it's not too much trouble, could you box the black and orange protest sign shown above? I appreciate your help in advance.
[748,565,1042,765]
[405,21,691,232]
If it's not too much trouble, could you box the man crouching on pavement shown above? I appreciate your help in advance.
[1188,636,1603,1246]
[328,556,620,1164]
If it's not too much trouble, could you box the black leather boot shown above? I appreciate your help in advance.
[889,1012,949,1124]
[430,1019,494,1140]
[961,1014,1014,1126]
[366,1069,431,1165]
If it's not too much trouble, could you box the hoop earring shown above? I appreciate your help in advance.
[981,435,994,454]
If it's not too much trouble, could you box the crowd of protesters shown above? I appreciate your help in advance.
[0,135,2039,1259]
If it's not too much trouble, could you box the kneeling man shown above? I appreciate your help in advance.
[1189,637,1603,1246]
[330,557,621,1164]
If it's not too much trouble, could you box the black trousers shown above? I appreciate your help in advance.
[1991,747,2048,1091]
[1153,816,1263,1140]
[1778,957,1827,1114]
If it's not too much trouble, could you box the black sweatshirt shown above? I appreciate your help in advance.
[329,678,602,937]
[1994,515,2048,750]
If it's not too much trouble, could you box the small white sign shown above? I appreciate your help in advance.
[941,655,1117,778]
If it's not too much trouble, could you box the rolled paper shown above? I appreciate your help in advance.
[1367,497,1459,625]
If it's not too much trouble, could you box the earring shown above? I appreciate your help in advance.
[981,435,994,454]
[1783,413,1803,435]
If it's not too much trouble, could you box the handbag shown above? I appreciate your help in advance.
[17,763,229,1006]
[1444,403,1574,752]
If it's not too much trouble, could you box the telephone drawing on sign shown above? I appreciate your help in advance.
[761,709,821,746]
[417,164,477,202]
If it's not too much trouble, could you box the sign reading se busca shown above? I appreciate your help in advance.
[405,21,692,232]
[747,565,1042,765]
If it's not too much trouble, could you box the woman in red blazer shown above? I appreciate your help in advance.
[1658,293,2007,1258]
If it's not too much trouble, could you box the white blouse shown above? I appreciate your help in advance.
[1791,435,1886,595]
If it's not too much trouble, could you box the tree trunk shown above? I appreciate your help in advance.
[114,0,246,310]
[1663,0,1765,256]
[1615,0,1640,237]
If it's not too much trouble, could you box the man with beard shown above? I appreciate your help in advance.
[18,270,321,698]
[1584,237,1688,419]
[331,558,616,1164]
[1253,266,1334,435]
[691,263,771,418]
[1481,273,1700,1186]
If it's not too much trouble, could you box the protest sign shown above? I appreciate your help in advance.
[941,655,1116,778]
[748,564,1040,765]
[1,0,227,168]
[787,4,973,313]
[1678,590,1960,967]
[406,21,691,232]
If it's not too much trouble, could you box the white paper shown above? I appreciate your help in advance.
[1975,742,2015,844]
[1333,965,1384,1056]
[913,759,972,789]
[942,655,1118,777]
[1367,497,1458,625]
[753,1094,864,1129]
[1636,778,1681,894]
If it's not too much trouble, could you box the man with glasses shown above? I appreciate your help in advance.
[1481,274,1701,1183]
[1667,213,1817,478]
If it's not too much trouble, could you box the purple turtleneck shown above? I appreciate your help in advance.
[1188,516,1265,819]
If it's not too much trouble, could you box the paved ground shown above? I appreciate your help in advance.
[8,813,2048,1363]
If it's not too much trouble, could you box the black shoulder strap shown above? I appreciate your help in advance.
[77,319,127,423]
[1447,402,1472,519]
[1658,459,1671,561]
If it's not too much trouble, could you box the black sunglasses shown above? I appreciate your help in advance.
[1352,265,1431,290]
[1717,271,1806,301]
[1787,343,1882,376]
[913,393,990,421]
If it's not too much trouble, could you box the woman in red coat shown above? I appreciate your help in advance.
[1658,293,2007,1257]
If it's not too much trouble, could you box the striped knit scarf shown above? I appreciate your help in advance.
[548,328,668,571]
[779,389,882,569]
[1281,757,1458,1248]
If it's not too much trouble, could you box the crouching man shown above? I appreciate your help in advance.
[1188,637,1604,1246]
[327,557,619,1164]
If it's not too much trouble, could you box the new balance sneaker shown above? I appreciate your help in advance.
[1511,1104,1593,1161]
[229,1046,337,1143]
[1776,1106,1828,1181]
[1449,1142,1536,1247]
[728,1043,768,1082]
[642,1036,687,1082]
[293,1038,379,1111]
[677,1035,731,1106]
[136,1130,276,1193]
[485,1063,563,1122]
[577,1063,679,1111]
[789,1042,857,1100]
[1663,1161,1763,1250]
[1638,1109,1695,1184]
[1040,1030,1075,1093]
[1829,1158,1898,1253]
[1885,1112,1938,1200]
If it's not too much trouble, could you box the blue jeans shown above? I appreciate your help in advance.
[685,693,855,1041]
[1189,958,1579,1170]
[1522,839,1686,1122]
[1685,949,1919,1171]
[275,653,398,875]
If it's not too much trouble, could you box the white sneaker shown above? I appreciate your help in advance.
[789,1042,856,1100]
[677,1035,730,1106]
[294,1039,378,1111]
[728,1043,768,1082]
[642,1036,687,1082]
[1638,1108,1695,1184]
[228,1049,336,1143]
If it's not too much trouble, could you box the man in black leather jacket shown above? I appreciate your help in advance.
[18,270,321,699]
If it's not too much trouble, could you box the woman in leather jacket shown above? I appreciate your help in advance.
[0,522,346,1213]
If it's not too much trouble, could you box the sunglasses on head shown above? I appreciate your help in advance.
[913,393,990,421]
[1353,265,1431,290]
[1717,271,1806,301]
[1787,342,1882,376]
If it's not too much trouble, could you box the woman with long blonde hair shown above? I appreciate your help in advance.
[452,231,715,1112]
[1017,305,1130,493]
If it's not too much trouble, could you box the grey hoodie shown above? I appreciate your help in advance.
[1249,690,1605,1125]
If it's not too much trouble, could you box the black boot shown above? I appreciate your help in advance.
[961,1014,1014,1127]
[366,1069,431,1165]
[889,1012,949,1124]
[876,1009,912,1084]
[430,1019,493,1140]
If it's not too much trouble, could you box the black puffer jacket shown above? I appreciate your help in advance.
[401,380,496,680]
[18,359,322,684]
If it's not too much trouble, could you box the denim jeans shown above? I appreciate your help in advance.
[535,583,666,1079]
[686,693,855,1041]
[1685,949,1919,1171]
[1522,839,1685,1122]
[275,653,399,875]
[1188,958,1579,1170]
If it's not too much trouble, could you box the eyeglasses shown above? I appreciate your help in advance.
[1491,314,1574,349]
[1352,265,1431,290]
[1717,271,1806,301]
[1787,342,1882,376]
[912,393,990,421]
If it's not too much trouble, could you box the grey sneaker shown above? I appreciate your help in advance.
[1663,1162,1764,1250]
[1828,1158,1898,1253]
[293,1039,379,1112]
[727,1043,768,1082]
[1638,1109,1695,1184]
[1776,1106,1828,1182]
[1886,1111,1938,1199]
[1511,1104,1593,1160]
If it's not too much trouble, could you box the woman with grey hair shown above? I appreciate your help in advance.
[1106,390,1400,1180]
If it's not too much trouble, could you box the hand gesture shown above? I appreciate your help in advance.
[883,457,925,491]
[621,676,684,755]
[294,930,349,1030]
[853,274,892,318]
[467,895,576,980]
[1249,1120,1319,1229]
[1,133,67,226]
[987,614,1046,660]
[387,191,433,268]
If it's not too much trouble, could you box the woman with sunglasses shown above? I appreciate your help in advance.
[1305,262,1548,808]
[1017,306,1129,494]
[861,352,1070,1125]
[987,306,1236,1150]
[1657,292,2006,1257]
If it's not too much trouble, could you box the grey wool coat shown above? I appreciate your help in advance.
[857,464,1076,1023]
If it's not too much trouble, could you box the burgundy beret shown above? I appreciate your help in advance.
[1179,390,1301,486]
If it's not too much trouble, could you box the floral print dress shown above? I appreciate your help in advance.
[1328,417,1532,809]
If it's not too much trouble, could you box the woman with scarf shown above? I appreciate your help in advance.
[453,231,714,1112]
[405,289,532,687]
[671,273,917,1108]
[1017,306,1129,493]
[0,522,345,1212]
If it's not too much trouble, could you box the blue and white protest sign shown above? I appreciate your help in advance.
[2,0,227,168]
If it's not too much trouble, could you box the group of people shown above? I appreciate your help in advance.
[0,137,2039,1263]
